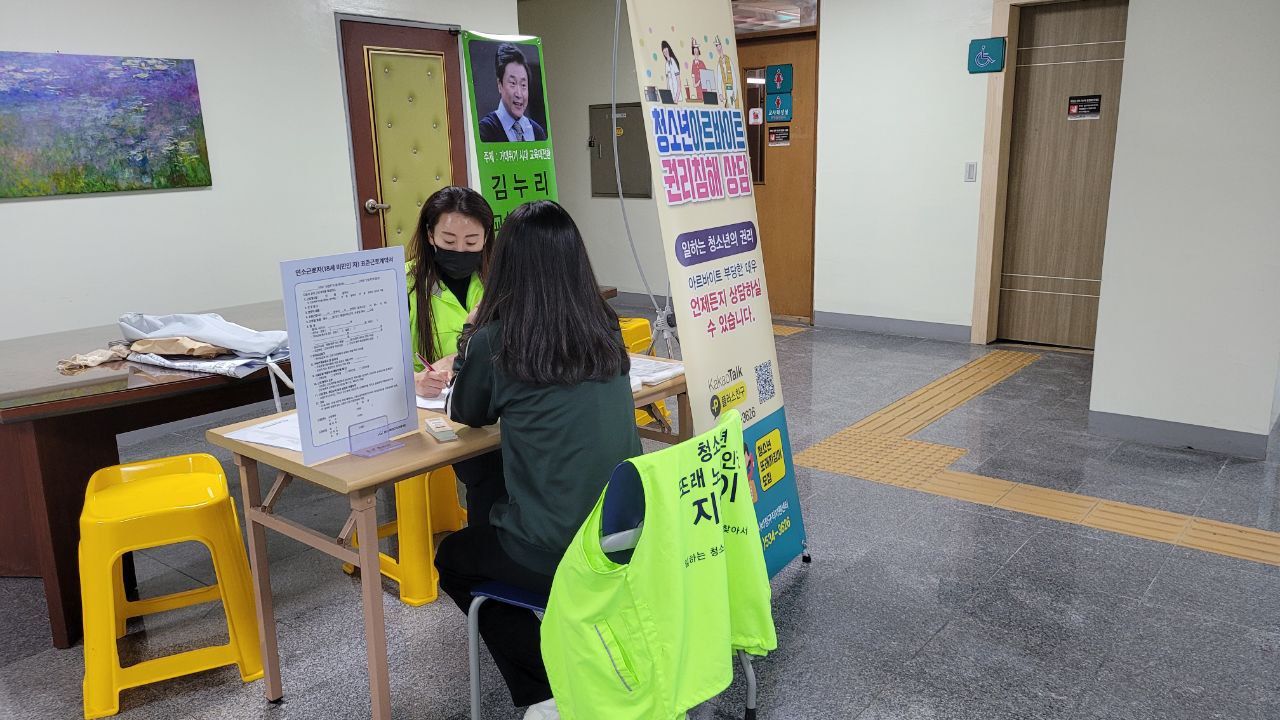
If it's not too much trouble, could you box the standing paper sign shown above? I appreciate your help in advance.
[627,1,806,576]
[280,247,418,465]
[462,31,559,230]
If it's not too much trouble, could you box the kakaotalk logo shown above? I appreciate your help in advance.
[707,365,742,392]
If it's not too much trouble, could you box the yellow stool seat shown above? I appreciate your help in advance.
[79,454,263,719]
[342,466,467,606]
[83,472,227,520]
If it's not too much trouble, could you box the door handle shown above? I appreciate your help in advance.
[364,198,390,214]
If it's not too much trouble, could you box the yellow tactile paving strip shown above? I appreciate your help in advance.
[796,350,1280,568]
[772,324,808,337]
[849,350,1039,437]
[795,432,966,489]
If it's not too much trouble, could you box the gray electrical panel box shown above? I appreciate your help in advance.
[588,102,652,198]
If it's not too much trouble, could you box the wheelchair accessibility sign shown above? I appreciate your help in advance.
[968,37,1006,74]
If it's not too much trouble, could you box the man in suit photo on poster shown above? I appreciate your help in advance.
[475,41,549,143]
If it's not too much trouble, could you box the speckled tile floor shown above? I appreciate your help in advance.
[3,317,1279,719]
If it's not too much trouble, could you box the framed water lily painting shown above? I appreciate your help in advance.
[0,51,212,198]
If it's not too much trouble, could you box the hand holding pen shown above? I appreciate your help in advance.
[414,352,454,398]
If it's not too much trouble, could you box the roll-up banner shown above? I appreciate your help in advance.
[461,31,559,230]
[625,1,806,575]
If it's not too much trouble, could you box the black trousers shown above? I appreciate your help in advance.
[452,450,508,529]
[437,450,554,707]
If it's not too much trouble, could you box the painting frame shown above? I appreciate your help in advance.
[0,50,212,199]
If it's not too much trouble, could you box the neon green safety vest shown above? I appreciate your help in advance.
[541,410,777,720]
[405,260,484,370]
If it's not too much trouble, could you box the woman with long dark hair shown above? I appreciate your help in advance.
[406,186,494,398]
[436,201,640,720]
[661,40,681,100]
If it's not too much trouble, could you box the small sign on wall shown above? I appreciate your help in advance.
[1068,94,1102,120]
[766,93,792,123]
[967,37,1006,73]
[749,107,763,125]
[765,64,793,94]
[767,125,790,147]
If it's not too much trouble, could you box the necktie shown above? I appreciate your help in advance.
[513,122,525,141]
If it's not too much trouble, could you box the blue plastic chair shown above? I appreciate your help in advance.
[466,462,759,719]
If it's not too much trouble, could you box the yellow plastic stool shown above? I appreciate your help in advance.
[79,454,263,719]
[619,316,653,353]
[620,317,674,428]
[342,466,466,606]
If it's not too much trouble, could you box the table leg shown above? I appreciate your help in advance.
[352,489,393,720]
[236,455,284,702]
[677,391,694,441]
[0,415,120,648]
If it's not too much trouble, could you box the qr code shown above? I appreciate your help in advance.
[755,360,776,403]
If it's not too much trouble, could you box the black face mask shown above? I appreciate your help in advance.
[434,248,482,279]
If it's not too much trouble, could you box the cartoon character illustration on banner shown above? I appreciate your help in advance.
[714,35,736,108]
[660,40,681,104]
[744,441,760,503]
[689,38,709,102]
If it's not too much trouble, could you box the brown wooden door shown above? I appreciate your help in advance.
[340,20,468,250]
[997,0,1128,348]
[738,32,818,323]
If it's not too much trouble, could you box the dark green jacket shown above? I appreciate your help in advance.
[449,323,642,575]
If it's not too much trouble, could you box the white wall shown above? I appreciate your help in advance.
[812,0,992,327]
[518,0,668,304]
[1272,359,1280,428]
[1091,0,1280,436]
[0,0,517,340]
[521,0,992,321]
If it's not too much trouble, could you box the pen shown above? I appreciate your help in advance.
[415,353,436,373]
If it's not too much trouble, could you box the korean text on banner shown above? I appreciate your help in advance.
[280,246,419,465]
[626,0,806,576]
[461,31,559,230]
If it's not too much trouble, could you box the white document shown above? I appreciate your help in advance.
[630,356,685,386]
[416,386,451,411]
[225,415,302,453]
[281,247,419,465]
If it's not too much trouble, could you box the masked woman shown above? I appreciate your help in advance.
[407,185,492,397]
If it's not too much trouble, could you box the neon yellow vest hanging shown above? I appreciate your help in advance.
[541,410,777,720]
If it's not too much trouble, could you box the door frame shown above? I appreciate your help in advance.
[736,28,820,324]
[970,0,1109,344]
[334,14,468,250]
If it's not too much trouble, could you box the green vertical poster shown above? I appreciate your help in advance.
[461,31,559,230]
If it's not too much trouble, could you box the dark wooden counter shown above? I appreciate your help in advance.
[0,302,290,648]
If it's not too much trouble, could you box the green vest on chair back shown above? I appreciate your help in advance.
[541,410,777,720]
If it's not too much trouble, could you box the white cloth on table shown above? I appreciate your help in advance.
[118,312,287,358]
[118,312,289,378]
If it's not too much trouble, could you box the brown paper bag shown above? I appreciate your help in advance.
[129,337,230,358]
